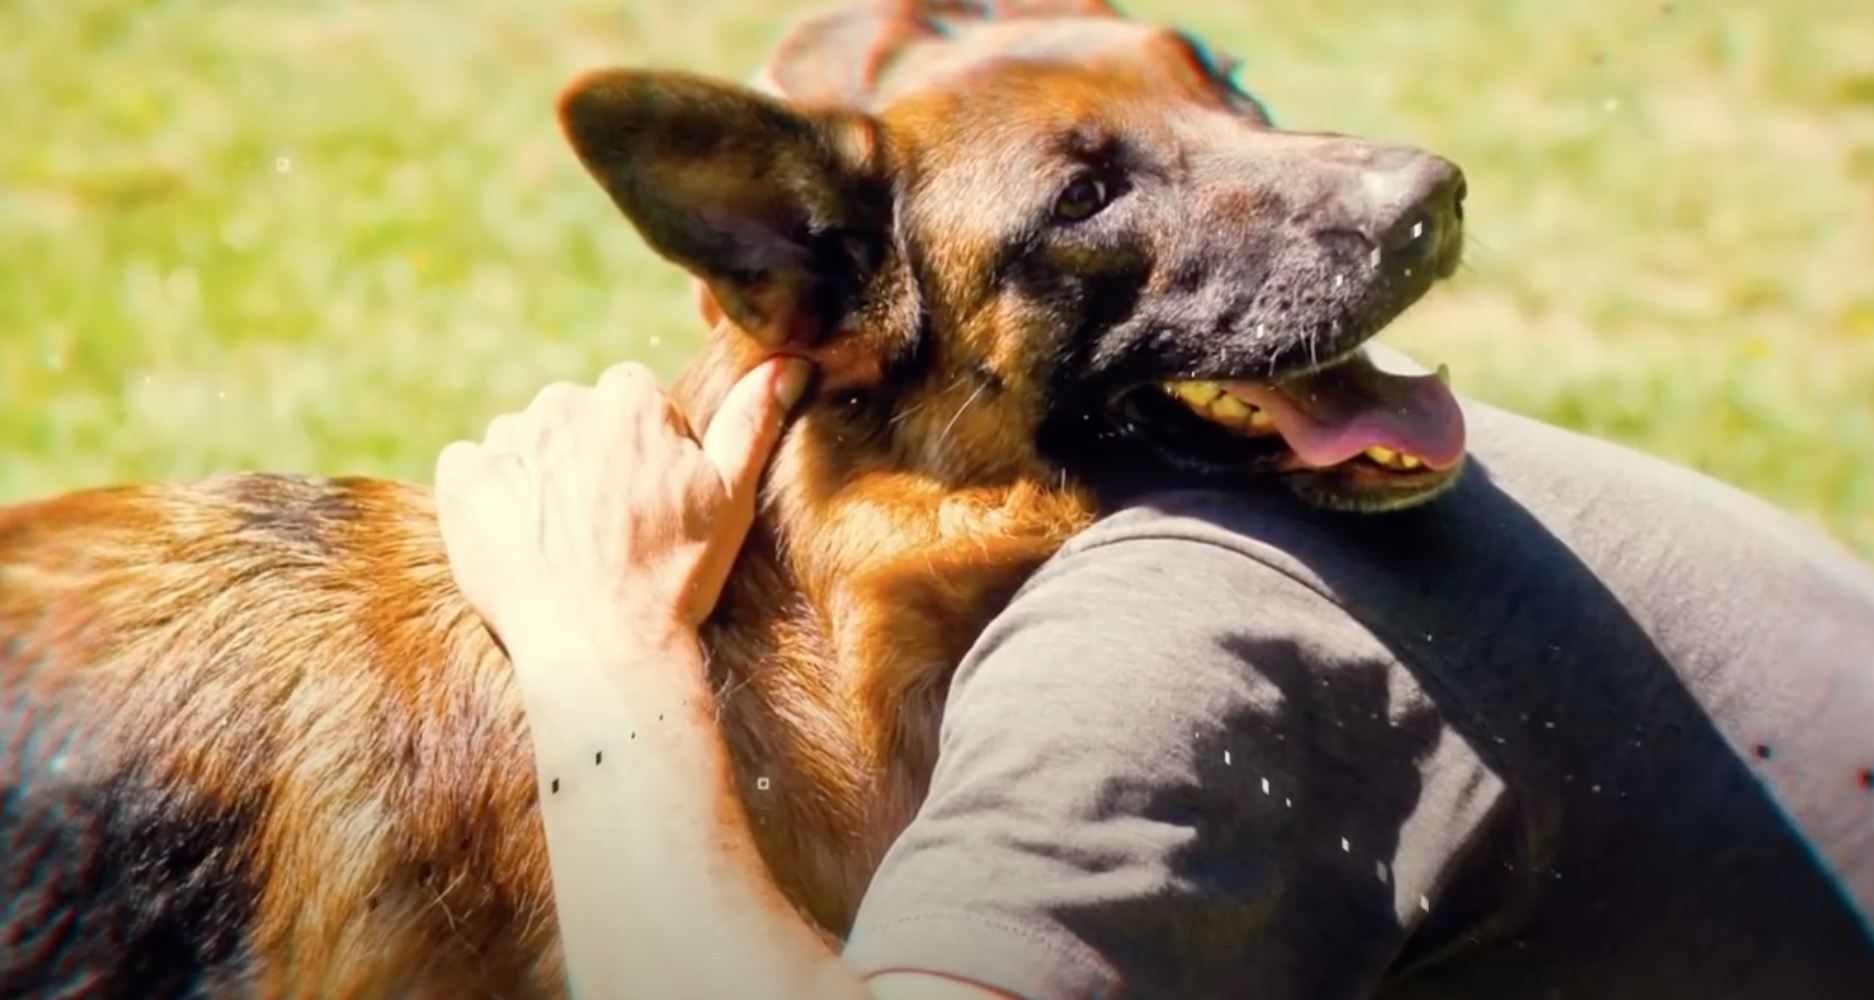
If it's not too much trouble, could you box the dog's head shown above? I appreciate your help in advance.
[558,0,1468,514]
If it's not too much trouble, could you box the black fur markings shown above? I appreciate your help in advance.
[203,473,359,562]
[2,681,262,1000]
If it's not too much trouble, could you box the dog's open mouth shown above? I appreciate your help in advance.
[1115,347,1467,509]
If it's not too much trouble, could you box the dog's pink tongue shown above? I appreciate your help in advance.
[1220,353,1467,470]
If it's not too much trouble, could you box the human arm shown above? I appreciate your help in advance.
[484,595,1025,1000]
[432,357,1017,1000]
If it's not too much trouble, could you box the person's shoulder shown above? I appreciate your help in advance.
[971,490,1382,695]
[1017,489,1332,616]
[1049,489,1311,566]
[1033,487,1391,612]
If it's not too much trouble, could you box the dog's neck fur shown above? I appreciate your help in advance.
[666,329,1094,934]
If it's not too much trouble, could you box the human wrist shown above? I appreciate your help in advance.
[496,600,709,711]
[501,610,730,807]
[496,596,693,663]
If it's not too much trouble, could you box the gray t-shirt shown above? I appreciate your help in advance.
[841,396,1874,1000]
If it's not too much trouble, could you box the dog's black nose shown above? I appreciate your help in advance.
[1358,149,1465,265]
[1323,147,1466,270]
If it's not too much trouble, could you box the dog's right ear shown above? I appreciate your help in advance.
[557,68,892,350]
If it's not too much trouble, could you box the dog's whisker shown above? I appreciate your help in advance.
[888,403,925,425]
[891,372,970,426]
[1456,229,1504,269]
[936,381,989,455]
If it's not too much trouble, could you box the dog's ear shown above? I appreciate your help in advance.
[557,68,891,350]
[757,0,1123,106]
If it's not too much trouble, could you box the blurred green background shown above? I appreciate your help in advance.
[2,0,1870,555]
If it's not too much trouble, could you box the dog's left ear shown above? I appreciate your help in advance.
[558,67,892,350]
[757,0,1124,106]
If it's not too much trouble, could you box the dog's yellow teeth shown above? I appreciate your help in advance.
[1362,446,1426,471]
[1434,363,1450,387]
[1163,380,1223,405]
[1159,380,1279,436]
[1211,394,1251,420]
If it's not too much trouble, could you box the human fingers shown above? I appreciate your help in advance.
[700,356,812,511]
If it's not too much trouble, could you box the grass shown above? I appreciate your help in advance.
[2,0,1871,556]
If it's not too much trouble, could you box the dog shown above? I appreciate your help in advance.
[0,0,1468,996]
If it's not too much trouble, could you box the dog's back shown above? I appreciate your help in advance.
[1,475,561,998]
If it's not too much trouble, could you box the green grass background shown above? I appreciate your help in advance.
[3,0,1871,556]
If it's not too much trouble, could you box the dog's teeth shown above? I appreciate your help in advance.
[1160,380,1281,436]
[1362,446,1426,471]
[1434,363,1450,386]
[1211,394,1251,420]
[1163,380,1222,405]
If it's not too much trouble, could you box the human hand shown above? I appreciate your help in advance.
[433,356,811,653]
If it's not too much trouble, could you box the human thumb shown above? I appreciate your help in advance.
[702,355,812,507]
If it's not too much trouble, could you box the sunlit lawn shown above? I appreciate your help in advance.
[3,0,1871,555]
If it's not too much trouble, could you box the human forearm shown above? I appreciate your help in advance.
[504,619,873,1000]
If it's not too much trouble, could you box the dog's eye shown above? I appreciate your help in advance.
[1051,174,1112,223]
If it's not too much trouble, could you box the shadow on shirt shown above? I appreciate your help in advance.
[1120,455,1874,999]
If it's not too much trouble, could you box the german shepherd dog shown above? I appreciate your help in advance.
[0,0,1468,996]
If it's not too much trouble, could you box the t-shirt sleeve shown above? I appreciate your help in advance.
[841,527,1507,1000]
